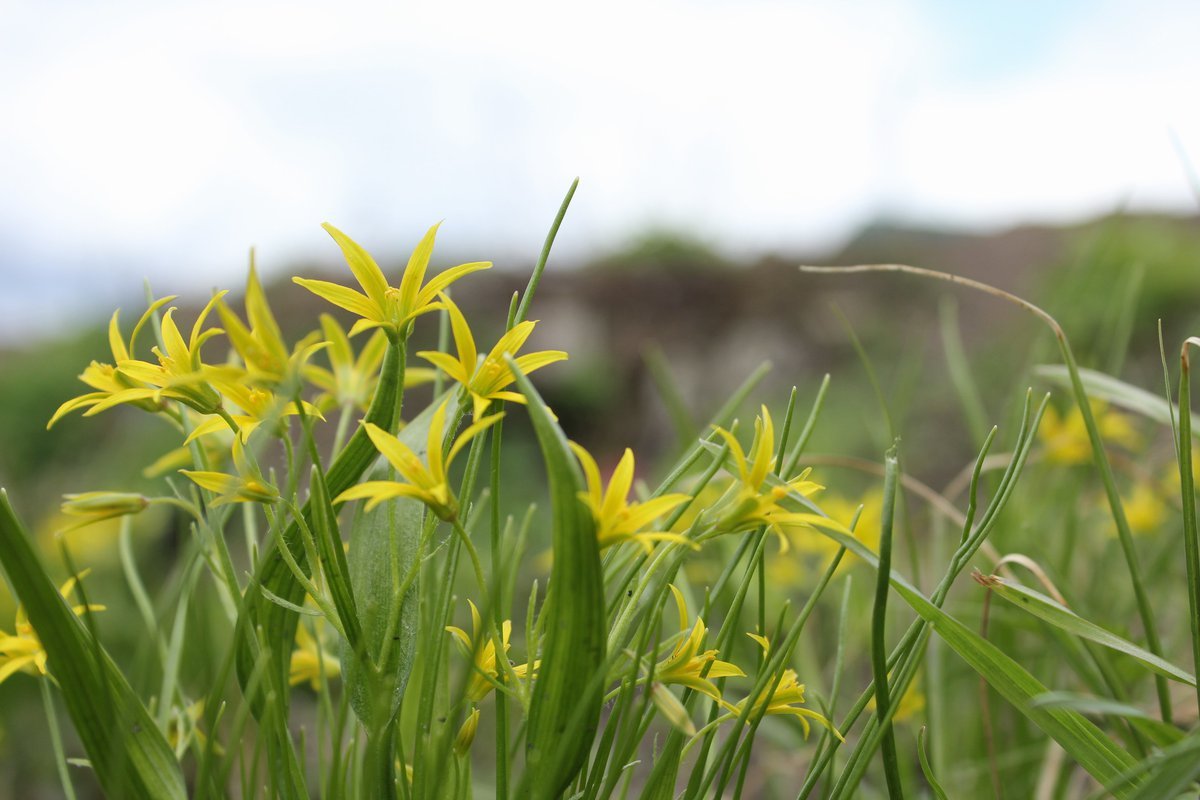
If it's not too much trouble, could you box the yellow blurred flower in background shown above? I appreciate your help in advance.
[1038,402,1139,466]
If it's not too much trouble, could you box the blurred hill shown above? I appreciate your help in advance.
[3,210,1199,518]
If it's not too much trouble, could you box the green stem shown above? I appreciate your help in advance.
[1178,338,1200,713]
[40,679,78,800]
[363,720,398,800]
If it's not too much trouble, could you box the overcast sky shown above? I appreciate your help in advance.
[1,0,1198,339]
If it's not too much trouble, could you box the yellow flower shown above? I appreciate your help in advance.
[47,295,175,427]
[708,407,823,546]
[445,600,535,703]
[417,292,567,420]
[305,314,436,413]
[180,438,279,506]
[1119,482,1167,536]
[1038,402,1139,465]
[654,585,744,704]
[289,617,341,690]
[334,399,501,521]
[867,673,926,725]
[109,294,233,416]
[769,488,883,587]
[720,634,840,739]
[569,444,693,553]
[165,700,222,756]
[217,262,326,387]
[184,380,324,444]
[0,572,105,686]
[144,409,234,478]
[294,222,491,337]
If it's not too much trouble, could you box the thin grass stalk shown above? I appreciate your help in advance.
[1178,337,1200,712]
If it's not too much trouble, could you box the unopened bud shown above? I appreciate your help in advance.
[62,491,149,522]
[454,707,480,755]
[651,683,696,736]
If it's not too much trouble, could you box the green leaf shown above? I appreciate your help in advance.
[1108,733,1200,800]
[508,356,606,800]
[235,337,403,715]
[986,577,1196,687]
[1035,364,1191,431]
[341,393,455,729]
[1032,692,1184,748]
[0,491,186,800]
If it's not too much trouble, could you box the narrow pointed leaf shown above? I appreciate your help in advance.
[509,356,606,800]
[0,492,186,800]
[987,577,1196,687]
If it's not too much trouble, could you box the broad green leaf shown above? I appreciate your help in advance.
[0,492,186,800]
[509,356,606,800]
[341,393,455,728]
[986,577,1196,687]
[235,338,403,715]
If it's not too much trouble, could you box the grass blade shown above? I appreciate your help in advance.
[983,575,1196,687]
[507,356,606,800]
[0,492,187,800]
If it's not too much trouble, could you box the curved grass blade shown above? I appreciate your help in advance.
[0,491,186,800]
[507,356,606,800]
[983,575,1196,687]
[1035,364,1189,431]
[1107,733,1200,800]
[1032,692,1184,749]
[917,726,949,800]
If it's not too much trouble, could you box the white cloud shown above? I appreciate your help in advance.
[0,0,1196,339]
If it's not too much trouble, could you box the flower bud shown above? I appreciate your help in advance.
[454,707,480,756]
[61,492,149,526]
[650,683,696,736]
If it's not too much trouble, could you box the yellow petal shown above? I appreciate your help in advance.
[293,278,380,321]
[362,423,427,485]
[180,470,239,495]
[398,222,441,314]
[322,223,390,309]
[439,293,477,384]
[108,310,129,363]
[416,261,492,307]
